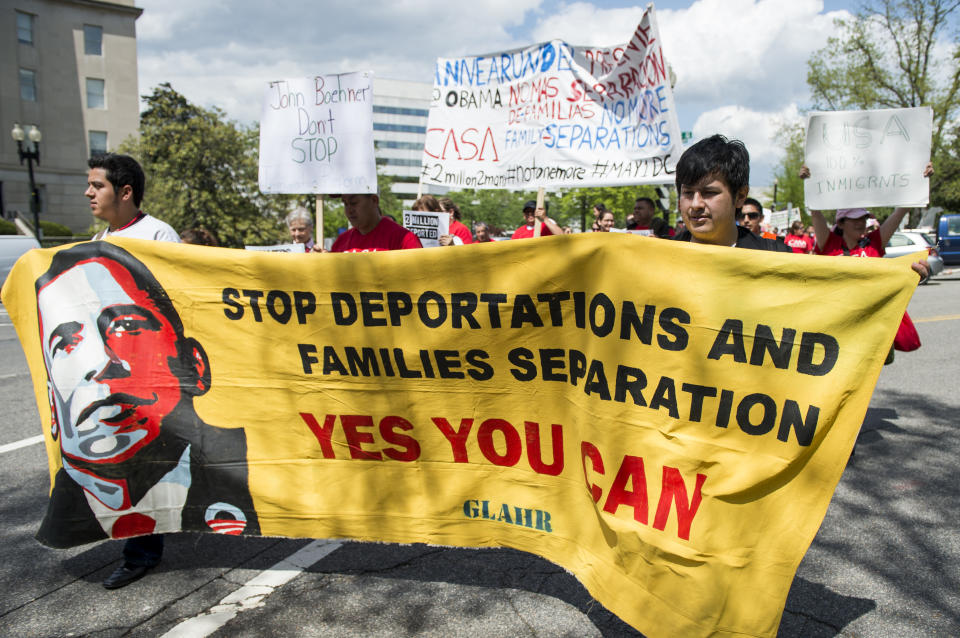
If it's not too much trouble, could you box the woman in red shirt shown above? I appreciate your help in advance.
[784,220,813,254]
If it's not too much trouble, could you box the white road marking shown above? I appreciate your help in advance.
[0,435,44,454]
[160,539,343,638]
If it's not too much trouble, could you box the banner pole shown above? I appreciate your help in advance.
[315,195,324,251]
[533,187,545,238]
[416,181,423,201]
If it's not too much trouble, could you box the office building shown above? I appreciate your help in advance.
[1,0,141,234]
[372,77,446,205]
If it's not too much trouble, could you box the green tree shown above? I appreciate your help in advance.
[445,184,663,235]
[771,123,808,216]
[806,0,960,217]
[120,83,291,248]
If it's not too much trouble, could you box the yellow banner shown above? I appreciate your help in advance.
[1,235,918,637]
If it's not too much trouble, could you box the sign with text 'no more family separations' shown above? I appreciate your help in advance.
[804,106,932,210]
[420,4,683,190]
[259,72,377,194]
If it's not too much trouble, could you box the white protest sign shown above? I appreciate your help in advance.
[259,72,377,194]
[804,107,932,209]
[402,211,450,248]
[244,243,307,253]
[768,206,799,231]
[420,5,682,189]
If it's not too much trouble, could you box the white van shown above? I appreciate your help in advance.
[0,235,41,288]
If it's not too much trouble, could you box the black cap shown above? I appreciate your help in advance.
[523,200,537,211]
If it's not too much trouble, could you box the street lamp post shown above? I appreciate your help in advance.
[773,178,779,212]
[11,123,43,242]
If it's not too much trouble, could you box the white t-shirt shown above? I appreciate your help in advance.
[94,212,180,243]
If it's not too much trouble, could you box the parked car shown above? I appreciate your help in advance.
[937,214,960,265]
[1,235,41,289]
[885,231,943,284]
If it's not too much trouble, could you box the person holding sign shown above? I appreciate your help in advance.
[330,194,422,253]
[673,135,791,252]
[799,163,933,261]
[510,200,562,239]
[439,197,474,245]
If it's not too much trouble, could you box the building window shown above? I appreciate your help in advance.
[84,25,103,55]
[89,131,108,156]
[373,105,430,117]
[86,78,105,109]
[20,69,37,101]
[373,123,427,134]
[376,140,424,150]
[17,12,34,45]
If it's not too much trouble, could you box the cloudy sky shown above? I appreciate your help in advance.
[135,0,860,183]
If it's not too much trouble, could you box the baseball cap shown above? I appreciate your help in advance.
[835,208,873,222]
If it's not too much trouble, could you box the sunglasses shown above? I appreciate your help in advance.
[743,212,761,220]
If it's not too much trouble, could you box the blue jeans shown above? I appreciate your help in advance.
[122,534,164,567]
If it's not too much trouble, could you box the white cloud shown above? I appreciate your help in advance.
[691,103,803,184]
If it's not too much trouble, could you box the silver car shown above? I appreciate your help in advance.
[884,231,944,284]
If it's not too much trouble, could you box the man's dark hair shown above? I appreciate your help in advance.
[675,134,749,197]
[87,153,146,208]
[635,196,656,208]
[742,197,762,212]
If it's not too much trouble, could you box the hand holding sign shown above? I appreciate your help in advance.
[803,107,932,209]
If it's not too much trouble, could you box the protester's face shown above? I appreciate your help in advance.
[85,168,125,227]
[740,204,763,233]
[522,207,535,225]
[599,212,615,231]
[38,259,183,464]
[342,194,380,232]
[633,200,655,225]
[806,226,815,236]
[679,177,745,245]
[841,216,868,239]
[475,226,490,242]
[288,221,311,244]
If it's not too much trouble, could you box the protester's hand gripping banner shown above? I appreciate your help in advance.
[804,106,932,210]
[419,5,683,190]
[2,236,920,638]
[259,71,377,194]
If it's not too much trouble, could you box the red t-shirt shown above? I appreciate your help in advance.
[449,220,473,244]
[815,229,885,257]
[511,223,554,239]
[331,216,422,253]
[784,233,813,254]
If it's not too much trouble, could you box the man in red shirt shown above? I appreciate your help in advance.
[510,200,562,239]
[627,197,674,237]
[330,194,422,252]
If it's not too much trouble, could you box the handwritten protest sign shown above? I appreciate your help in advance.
[804,107,932,209]
[768,206,799,231]
[2,236,919,638]
[259,71,377,194]
[402,210,450,247]
[419,5,683,190]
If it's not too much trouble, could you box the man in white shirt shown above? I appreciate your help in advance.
[87,154,179,243]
